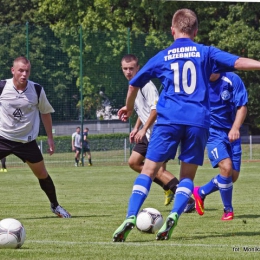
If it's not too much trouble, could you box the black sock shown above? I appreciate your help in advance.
[164,177,179,194]
[153,177,164,188]
[1,157,6,168]
[89,159,92,164]
[39,175,59,207]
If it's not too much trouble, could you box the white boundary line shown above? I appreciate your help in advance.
[27,240,235,247]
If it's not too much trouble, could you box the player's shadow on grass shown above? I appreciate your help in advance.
[186,231,260,240]
[21,215,100,220]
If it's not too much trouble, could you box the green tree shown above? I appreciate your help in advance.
[4,0,260,131]
[0,0,79,123]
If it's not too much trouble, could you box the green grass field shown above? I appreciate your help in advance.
[0,161,260,259]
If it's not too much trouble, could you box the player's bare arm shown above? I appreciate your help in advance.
[130,117,142,143]
[118,85,139,122]
[228,106,247,142]
[134,109,157,143]
[41,113,55,155]
[234,57,260,70]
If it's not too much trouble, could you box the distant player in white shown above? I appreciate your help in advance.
[120,54,195,211]
[72,126,82,166]
[0,56,71,218]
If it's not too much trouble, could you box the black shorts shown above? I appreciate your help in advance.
[132,135,149,157]
[83,146,90,153]
[74,146,81,153]
[0,136,43,163]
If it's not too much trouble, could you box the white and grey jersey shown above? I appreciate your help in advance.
[0,78,54,143]
[134,81,159,141]
[72,132,81,148]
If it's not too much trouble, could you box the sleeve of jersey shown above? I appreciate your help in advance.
[210,47,239,73]
[129,56,159,88]
[38,88,55,114]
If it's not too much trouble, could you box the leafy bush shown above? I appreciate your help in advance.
[37,133,129,153]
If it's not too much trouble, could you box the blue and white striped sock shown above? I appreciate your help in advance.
[127,174,152,217]
[172,178,194,216]
[217,174,233,212]
[199,175,219,199]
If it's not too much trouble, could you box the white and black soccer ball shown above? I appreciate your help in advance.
[136,208,164,234]
[0,218,26,249]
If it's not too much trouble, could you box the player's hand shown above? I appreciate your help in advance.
[47,138,55,155]
[228,128,240,142]
[118,106,133,122]
[129,128,138,143]
[134,128,145,143]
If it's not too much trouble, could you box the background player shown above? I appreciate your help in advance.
[72,126,81,166]
[83,127,92,166]
[193,72,248,221]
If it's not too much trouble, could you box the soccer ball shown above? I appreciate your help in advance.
[0,218,26,249]
[136,208,164,234]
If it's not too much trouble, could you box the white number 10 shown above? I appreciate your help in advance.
[171,61,197,94]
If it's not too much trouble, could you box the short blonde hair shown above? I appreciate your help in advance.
[172,9,198,36]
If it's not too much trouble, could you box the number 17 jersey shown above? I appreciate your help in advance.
[129,38,239,129]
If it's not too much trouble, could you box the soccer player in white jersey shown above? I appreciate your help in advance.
[113,9,260,242]
[193,72,248,221]
[72,126,82,166]
[121,54,195,211]
[0,56,71,218]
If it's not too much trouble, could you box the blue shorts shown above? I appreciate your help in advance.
[146,124,209,166]
[207,128,241,171]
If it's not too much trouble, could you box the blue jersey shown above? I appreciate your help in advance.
[209,72,248,130]
[129,38,239,129]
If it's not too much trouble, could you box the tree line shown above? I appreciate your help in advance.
[1,0,260,133]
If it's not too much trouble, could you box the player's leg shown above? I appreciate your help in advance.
[217,158,234,220]
[128,140,168,190]
[194,140,233,218]
[74,149,79,166]
[113,125,173,242]
[156,164,179,206]
[1,157,7,172]
[87,151,92,166]
[0,137,12,172]
[157,125,208,240]
[193,132,228,214]
[26,160,71,218]
[157,162,197,240]
[231,139,242,183]
[13,140,71,218]
[113,159,162,242]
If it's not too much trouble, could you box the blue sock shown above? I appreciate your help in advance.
[199,175,219,199]
[126,174,152,217]
[172,178,194,216]
[217,175,233,212]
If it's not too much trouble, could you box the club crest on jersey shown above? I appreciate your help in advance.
[13,108,23,119]
[221,90,230,101]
